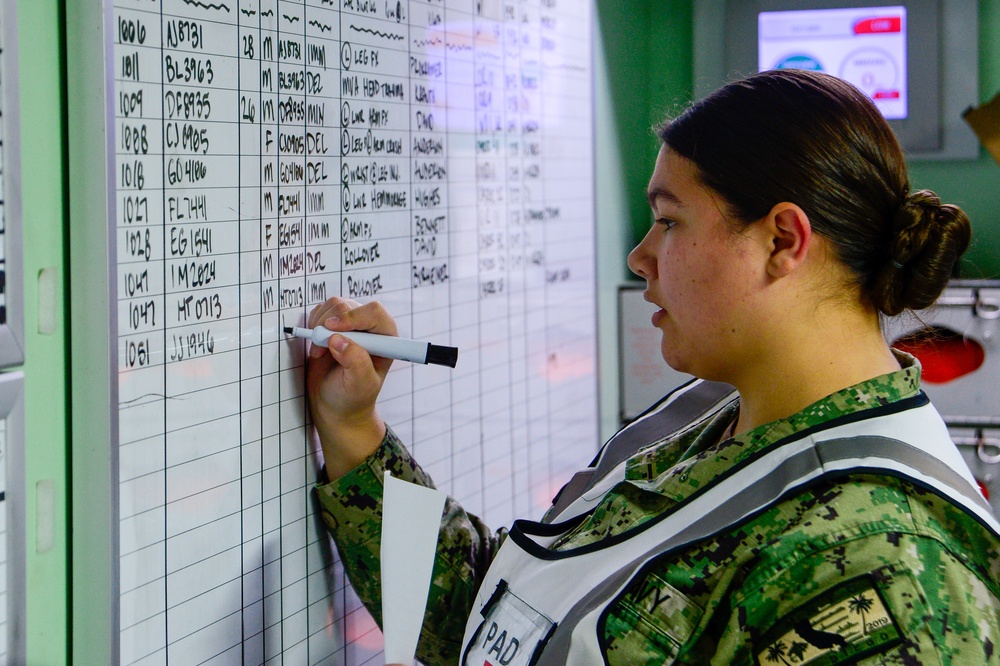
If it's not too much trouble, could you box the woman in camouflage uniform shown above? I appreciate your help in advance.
[307,69,1000,664]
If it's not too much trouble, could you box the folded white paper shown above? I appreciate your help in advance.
[381,472,447,665]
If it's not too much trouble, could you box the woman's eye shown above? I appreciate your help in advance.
[655,217,677,230]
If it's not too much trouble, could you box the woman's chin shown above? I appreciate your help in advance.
[658,346,688,375]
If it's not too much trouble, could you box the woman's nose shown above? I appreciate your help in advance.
[627,233,652,280]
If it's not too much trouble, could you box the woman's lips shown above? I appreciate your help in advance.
[644,291,667,326]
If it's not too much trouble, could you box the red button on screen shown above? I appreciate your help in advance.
[854,17,902,34]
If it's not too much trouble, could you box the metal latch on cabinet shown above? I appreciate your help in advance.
[936,285,1000,322]
[951,427,1000,466]
[948,419,1000,505]
[945,416,1000,465]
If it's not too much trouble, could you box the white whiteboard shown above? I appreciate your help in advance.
[110,1,597,663]
[0,371,25,665]
[0,0,24,369]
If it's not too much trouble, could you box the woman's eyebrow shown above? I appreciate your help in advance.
[647,186,683,209]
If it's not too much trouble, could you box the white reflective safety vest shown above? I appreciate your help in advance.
[458,379,1000,666]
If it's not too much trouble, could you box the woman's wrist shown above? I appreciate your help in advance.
[316,410,387,481]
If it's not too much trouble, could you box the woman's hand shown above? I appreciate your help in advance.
[305,297,397,480]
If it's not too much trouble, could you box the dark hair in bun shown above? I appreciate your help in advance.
[870,190,971,315]
[658,69,971,316]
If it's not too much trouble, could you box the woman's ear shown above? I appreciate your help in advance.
[763,202,812,278]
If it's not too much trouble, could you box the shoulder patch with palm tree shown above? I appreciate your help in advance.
[754,574,902,665]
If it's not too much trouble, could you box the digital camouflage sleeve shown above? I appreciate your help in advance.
[315,358,1000,665]
[314,428,506,665]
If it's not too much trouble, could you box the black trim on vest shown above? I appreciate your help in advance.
[461,579,510,666]
[528,621,559,666]
[508,392,933,561]
[482,579,509,617]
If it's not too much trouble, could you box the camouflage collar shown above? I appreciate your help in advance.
[625,352,923,503]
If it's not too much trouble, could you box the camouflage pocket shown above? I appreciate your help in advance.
[600,572,704,665]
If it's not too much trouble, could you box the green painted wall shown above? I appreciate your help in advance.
[596,0,694,270]
[16,0,70,664]
[909,0,1000,278]
[594,1,695,439]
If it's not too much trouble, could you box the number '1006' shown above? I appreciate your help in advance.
[118,17,146,45]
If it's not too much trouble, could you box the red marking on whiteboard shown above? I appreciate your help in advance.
[854,16,902,34]
[873,90,900,99]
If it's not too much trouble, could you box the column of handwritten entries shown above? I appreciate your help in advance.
[113,0,595,663]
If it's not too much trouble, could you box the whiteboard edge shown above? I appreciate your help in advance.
[66,0,118,663]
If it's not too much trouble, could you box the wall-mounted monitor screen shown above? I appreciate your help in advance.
[758,6,908,119]
[694,0,979,161]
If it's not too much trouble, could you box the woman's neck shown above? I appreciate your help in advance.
[730,309,900,436]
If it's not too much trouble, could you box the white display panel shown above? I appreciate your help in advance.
[111,1,597,664]
[758,6,907,119]
[617,283,690,424]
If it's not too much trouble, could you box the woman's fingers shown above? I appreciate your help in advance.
[305,298,394,398]
[322,300,398,337]
[305,297,397,380]
[305,297,360,328]
[325,333,370,372]
[305,298,365,357]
